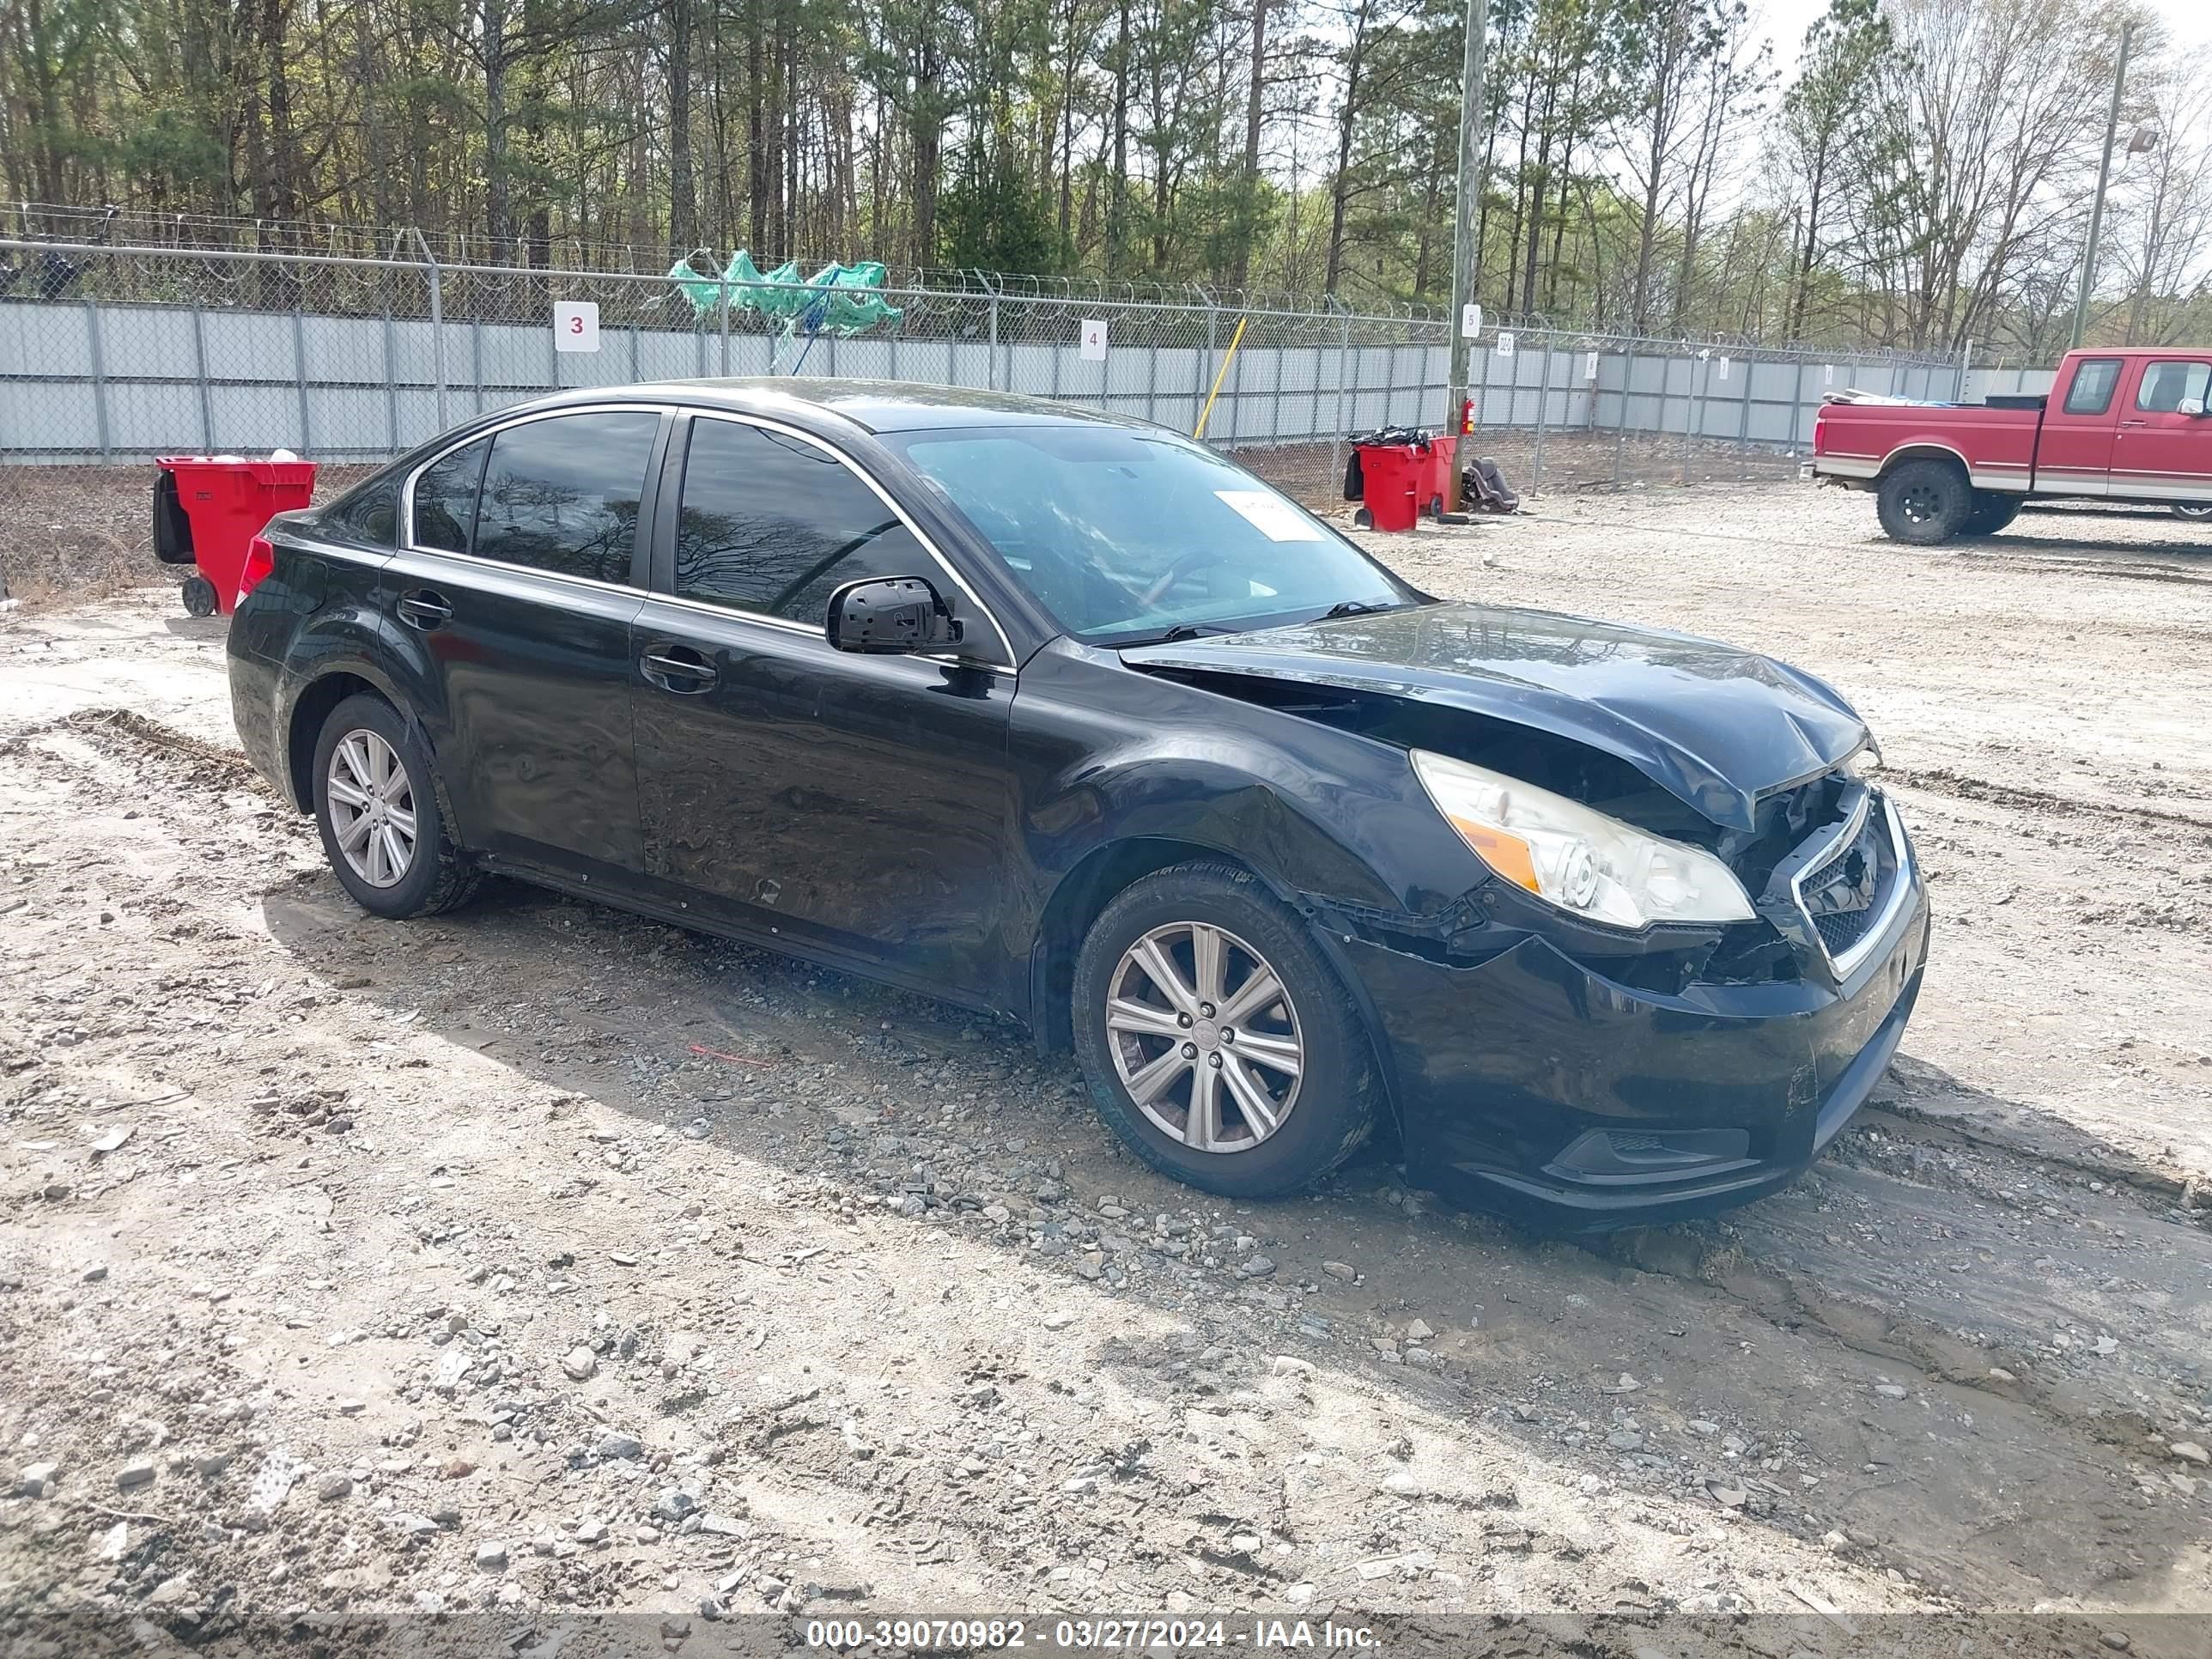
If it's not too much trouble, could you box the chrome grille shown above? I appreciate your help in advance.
[1785,788,1908,978]
[1801,811,1884,956]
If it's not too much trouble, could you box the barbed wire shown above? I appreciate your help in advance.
[3,201,1968,358]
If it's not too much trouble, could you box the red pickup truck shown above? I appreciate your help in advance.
[1810,348,2212,543]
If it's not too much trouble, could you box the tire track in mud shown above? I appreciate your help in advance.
[1954,548,2212,588]
[1885,764,2212,836]
[1606,1121,2212,1462]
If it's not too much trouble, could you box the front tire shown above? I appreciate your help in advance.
[1072,860,1378,1199]
[2174,502,2212,522]
[1876,459,1972,544]
[311,693,480,920]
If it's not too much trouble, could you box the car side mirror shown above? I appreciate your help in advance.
[825,575,965,655]
[2185,398,2209,417]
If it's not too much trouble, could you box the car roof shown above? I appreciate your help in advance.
[507,377,1151,435]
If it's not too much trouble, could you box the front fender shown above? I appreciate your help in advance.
[1005,642,1485,1087]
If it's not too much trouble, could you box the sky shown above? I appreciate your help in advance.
[1754,0,2212,73]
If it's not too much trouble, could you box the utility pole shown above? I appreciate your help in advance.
[1443,0,1488,510]
[2070,18,2134,351]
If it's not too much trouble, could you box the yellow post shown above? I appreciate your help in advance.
[1193,316,1249,440]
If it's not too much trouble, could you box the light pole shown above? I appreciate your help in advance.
[1443,0,1488,510]
[2070,19,2136,350]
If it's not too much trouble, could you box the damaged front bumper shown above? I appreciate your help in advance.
[1327,856,1929,1231]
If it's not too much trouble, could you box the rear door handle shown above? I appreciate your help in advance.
[397,589,453,629]
[641,643,718,694]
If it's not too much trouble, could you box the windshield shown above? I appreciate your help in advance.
[883,425,1419,644]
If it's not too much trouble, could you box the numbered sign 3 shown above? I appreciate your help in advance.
[555,301,601,354]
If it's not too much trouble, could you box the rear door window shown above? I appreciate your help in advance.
[673,417,933,623]
[474,411,662,585]
[412,438,489,553]
[2062,358,2123,416]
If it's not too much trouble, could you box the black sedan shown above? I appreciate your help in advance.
[226,380,1929,1229]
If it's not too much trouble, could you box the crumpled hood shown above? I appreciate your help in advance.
[1120,602,1868,832]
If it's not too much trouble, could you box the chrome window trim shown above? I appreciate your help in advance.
[634,587,1012,678]
[399,401,671,592]
[1788,787,1912,981]
[388,539,652,604]
[676,409,1016,672]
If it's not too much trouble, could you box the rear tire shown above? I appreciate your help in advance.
[1958,493,2022,538]
[2174,502,2212,522]
[1876,459,1972,544]
[1072,860,1378,1200]
[311,693,481,921]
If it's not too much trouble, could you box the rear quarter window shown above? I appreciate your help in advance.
[2062,358,2123,416]
[413,438,489,553]
[319,477,398,550]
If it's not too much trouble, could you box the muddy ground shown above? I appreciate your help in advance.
[2,483,2209,1657]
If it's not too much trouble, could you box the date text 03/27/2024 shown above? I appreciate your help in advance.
[803,1618,1382,1650]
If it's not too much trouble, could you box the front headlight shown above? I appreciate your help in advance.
[1410,750,1756,929]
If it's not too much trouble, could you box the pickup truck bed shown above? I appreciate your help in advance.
[1811,349,2212,544]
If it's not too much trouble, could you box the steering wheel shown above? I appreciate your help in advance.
[1137,549,1232,609]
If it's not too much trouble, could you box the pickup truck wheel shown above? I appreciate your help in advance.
[2174,503,2212,522]
[1876,459,1972,545]
[1960,494,2022,538]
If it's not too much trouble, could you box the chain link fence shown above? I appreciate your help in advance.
[1,235,1974,599]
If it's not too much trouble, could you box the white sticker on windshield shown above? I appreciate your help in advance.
[1214,489,1326,542]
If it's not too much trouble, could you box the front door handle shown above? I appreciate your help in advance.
[641,644,718,694]
[2118,419,2149,428]
[396,589,453,629]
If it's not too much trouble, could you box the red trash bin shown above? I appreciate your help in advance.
[1352,437,1449,532]
[153,456,318,616]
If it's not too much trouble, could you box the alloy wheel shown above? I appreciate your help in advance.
[326,729,417,888]
[1104,921,1304,1153]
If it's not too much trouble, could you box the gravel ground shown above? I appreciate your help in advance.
[2,483,2209,1656]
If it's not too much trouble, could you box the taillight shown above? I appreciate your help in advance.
[237,534,276,604]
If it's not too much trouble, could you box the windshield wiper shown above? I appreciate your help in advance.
[1112,622,1240,647]
[1317,599,1405,619]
